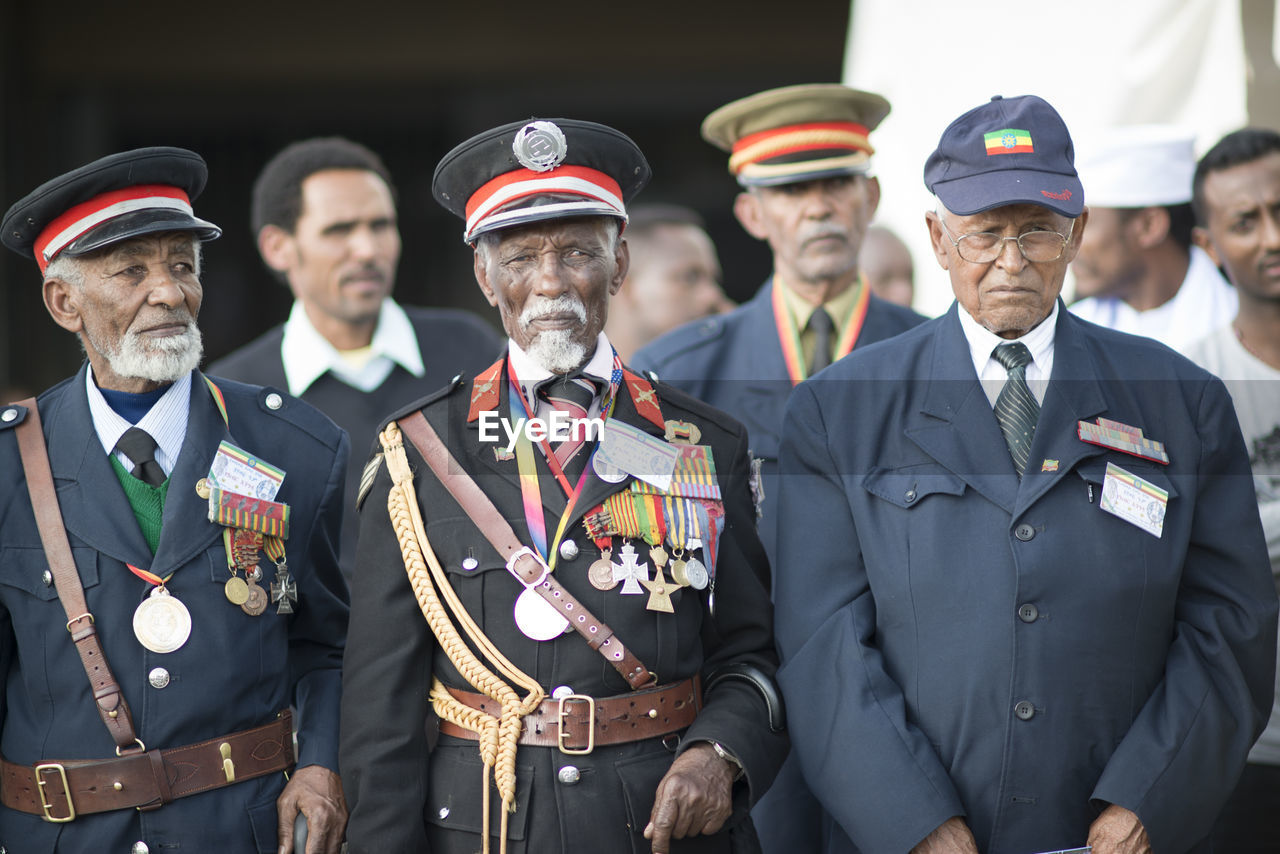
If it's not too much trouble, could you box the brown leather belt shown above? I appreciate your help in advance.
[439,677,701,754]
[0,711,295,822]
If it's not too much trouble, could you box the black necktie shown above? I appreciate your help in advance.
[992,343,1040,477]
[536,375,599,481]
[808,307,835,375]
[115,426,166,487]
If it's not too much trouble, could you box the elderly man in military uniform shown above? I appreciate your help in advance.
[340,119,786,853]
[0,148,349,853]
[633,83,926,853]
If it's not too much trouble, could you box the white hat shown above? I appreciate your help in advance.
[1075,125,1195,208]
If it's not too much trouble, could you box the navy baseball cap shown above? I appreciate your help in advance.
[924,95,1083,218]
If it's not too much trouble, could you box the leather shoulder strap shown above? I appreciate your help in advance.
[13,398,141,752]
[398,410,656,689]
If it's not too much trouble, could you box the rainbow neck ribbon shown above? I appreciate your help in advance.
[771,275,871,385]
[506,351,623,572]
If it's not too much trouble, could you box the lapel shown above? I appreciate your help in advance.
[1012,305,1109,517]
[741,280,794,392]
[150,372,228,575]
[904,305,1019,514]
[48,363,153,568]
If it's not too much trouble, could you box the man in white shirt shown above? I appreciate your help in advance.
[1069,125,1236,352]
[1186,126,1280,854]
[210,138,501,580]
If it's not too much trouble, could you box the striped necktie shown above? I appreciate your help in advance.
[115,426,166,487]
[537,374,598,480]
[992,343,1039,477]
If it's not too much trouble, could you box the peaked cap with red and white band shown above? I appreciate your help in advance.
[702,83,891,188]
[2,146,221,273]
[432,118,650,243]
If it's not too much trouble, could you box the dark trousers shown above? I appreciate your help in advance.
[1210,761,1280,853]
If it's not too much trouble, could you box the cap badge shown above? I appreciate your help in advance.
[512,121,568,172]
[984,128,1033,156]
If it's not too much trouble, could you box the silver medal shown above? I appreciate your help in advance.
[513,587,569,641]
[592,453,628,483]
[133,586,192,654]
[683,557,709,590]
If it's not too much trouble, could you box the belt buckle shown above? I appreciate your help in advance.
[556,694,595,755]
[34,762,75,822]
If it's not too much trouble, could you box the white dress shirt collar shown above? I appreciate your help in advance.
[507,331,615,416]
[86,369,192,477]
[957,299,1058,406]
[280,297,425,396]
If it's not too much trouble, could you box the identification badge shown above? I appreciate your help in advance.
[595,420,678,492]
[1099,462,1168,538]
[207,441,286,499]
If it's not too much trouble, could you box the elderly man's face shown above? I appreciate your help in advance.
[927,203,1086,339]
[43,233,204,393]
[734,174,880,289]
[474,217,628,374]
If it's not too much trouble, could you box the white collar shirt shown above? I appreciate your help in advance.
[86,369,192,477]
[280,297,425,396]
[957,299,1057,407]
[507,331,615,421]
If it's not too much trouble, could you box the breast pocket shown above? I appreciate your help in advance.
[0,545,101,602]
[862,467,968,510]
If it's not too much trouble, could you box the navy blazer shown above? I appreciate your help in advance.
[633,279,925,562]
[0,366,349,853]
[774,303,1278,853]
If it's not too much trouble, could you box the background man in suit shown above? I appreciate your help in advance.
[210,137,502,582]
[774,95,1277,853]
[0,148,349,852]
[1186,126,1280,854]
[633,82,925,853]
[340,118,786,853]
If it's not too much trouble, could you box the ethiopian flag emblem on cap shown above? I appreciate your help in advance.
[984,129,1033,155]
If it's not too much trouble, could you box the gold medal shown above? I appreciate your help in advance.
[225,575,249,605]
[670,557,691,587]
[588,549,617,591]
[640,568,676,613]
[132,586,192,654]
[241,580,269,616]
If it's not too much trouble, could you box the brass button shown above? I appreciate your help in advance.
[195,477,211,499]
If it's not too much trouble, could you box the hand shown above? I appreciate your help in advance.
[909,816,980,854]
[276,764,347,854]
[1087,804,1151,854]
[643,742,735,854]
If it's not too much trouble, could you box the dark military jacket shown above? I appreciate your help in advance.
[0,366,349,853]
[341,353,787,853]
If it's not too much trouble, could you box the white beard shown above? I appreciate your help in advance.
[519,295,590,374]
[89,318,204,383]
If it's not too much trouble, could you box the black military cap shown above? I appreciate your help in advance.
[2,146,222,273]
[432,118,651,243]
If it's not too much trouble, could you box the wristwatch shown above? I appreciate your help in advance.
[707,740,745,781]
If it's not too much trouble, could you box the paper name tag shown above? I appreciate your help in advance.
[207,441,286,501]
[596,420,678,492]
[1100,462,1167,538]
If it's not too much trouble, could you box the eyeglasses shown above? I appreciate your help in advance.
[937,216,1075,264]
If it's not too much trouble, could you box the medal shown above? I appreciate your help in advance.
[263,538,297,615]
[224,576,249,605]
[242,579,269,616]
[682,556,709,590]
[588,548,617,591]
[133,586,192,654]
[514,587,569,640]
[649,546,668,567]
[612,542,650,595]
[640,567,676,613]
